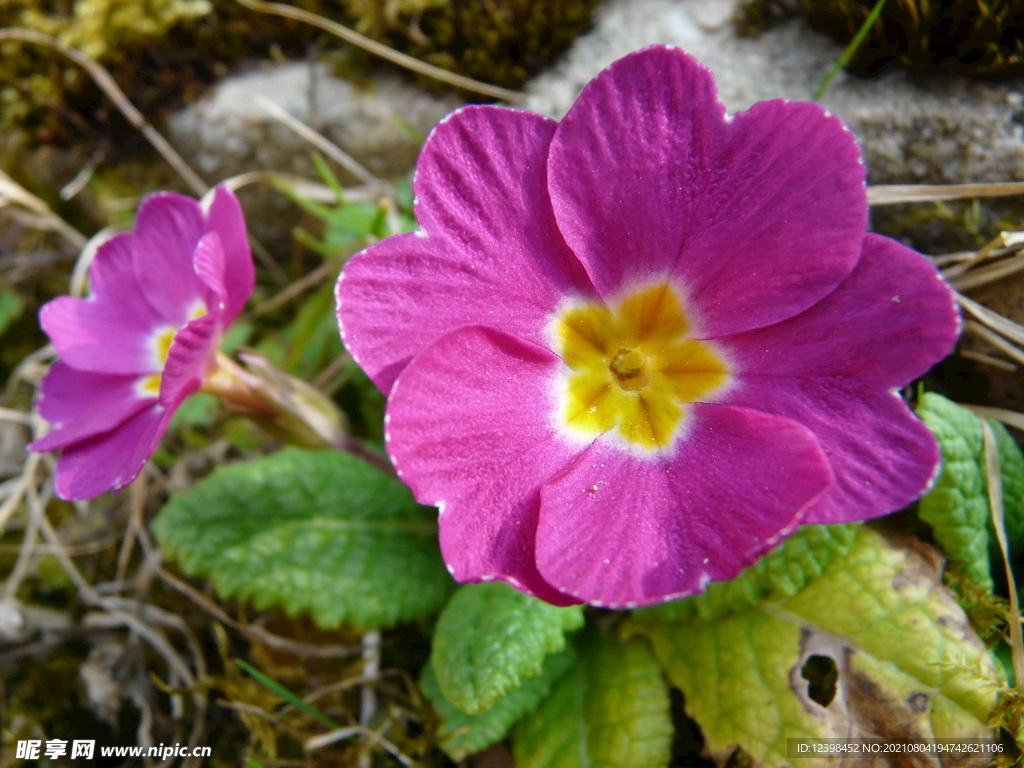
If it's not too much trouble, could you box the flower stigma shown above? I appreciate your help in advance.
[554,283,729,451]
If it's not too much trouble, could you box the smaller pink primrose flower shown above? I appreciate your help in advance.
[336,46,960,608]
[31,186,254,500]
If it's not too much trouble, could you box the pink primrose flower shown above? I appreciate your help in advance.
[335,47,959,608]
[31,186,254,500]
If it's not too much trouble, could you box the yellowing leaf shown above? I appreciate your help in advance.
[626,527,1002,768]
[635,523,859,623]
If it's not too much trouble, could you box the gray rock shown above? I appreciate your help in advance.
[525,0,1024,186]
[169,62,464,183]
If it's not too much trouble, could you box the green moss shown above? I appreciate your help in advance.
[742,0,1024,76]
[19,0,213,60]
[0,0,343,144]
[0,0,596,146]
[343,0,599,88]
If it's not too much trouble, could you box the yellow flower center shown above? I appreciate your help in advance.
[137,300,209,398]
[553,283,730,451]
[138,374,162,397]
[154,326,177,365]
[137,325,176,397]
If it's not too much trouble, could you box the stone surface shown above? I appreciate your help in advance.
[162,1,1024,275]
[525,0,1024,187]
[167,62,463,251]
[169,62,464,184]
[168,5,1024,205]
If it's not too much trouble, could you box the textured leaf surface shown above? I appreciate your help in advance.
[992,414,1024,557]
[421,646,576,760]
[512,631,672,768]
[917,393,993,588]
[917,392,1024,589]
[431,582,585,714]
[152,449,453,629]
[627,527,1001,768]
[635,524,859,623]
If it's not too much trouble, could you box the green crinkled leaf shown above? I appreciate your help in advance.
[430,582,584,714]
[512,631,672,768]
[152,448,453,630]
[421,646,576,761]
[917,392,1024,590]
[626,527,1001,768]
[917,393,991,588]
[634,524,860,624]
[992,415,1024,556]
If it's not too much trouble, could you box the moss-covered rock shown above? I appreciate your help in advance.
[0,0,339,143]
[0,0,597,145]
[342,0,599,89]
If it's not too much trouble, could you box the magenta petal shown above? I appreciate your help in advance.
[204,185,253,324]
[40,232,172,375]
[88,232,166,324]
[536,403,833,607]
[30,362,153,452]
[338,106,592,393]
[547,46,866,337]
[52,406,168,500]
[191,231,228,312]
[726,233,959,386]
[133,192,207,325]
[726,378,939,525]
[158,230,225,407]
[386,325,583,605]
[160,313,220,410]
[40,296,161,375]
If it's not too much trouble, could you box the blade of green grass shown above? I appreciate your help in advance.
[813,0,887,101]
[312,152,345,204]
[981,421,1024,691]
[235,658,340,729]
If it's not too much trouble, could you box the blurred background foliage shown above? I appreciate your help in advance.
[741,0,1024,76]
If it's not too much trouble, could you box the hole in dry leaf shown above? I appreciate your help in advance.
[801,654,839,707]
[723,745,754,768]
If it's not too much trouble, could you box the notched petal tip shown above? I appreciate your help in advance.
[191,231,228,310]
[135,190,206,236]
[204,184,254,324]
[549,44,866,337]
